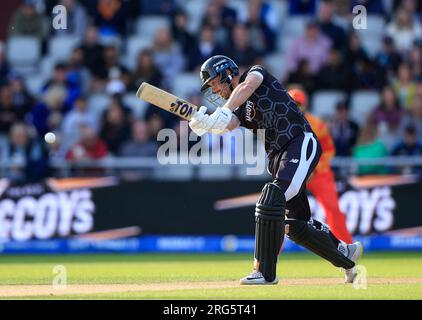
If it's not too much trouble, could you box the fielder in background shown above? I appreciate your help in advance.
[189,55,362,285]
[287,88,353,244]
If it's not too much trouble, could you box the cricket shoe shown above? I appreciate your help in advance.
[239,271,279,285]
[340,241,363,283]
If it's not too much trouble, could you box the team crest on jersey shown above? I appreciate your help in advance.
[245,100,256,122]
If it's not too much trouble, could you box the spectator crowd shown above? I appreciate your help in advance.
[1,0,422,181]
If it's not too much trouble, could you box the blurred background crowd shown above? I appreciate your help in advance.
[1,0,422,181]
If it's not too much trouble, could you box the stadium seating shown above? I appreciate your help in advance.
[263,53,285,81]
[358,31,384,59]
[282,16,311,37]
[171,73,201,100]
[135,15,171,41]
[124,36,151,71]
[24,73,47,97]
[87,93,112,116]
[350,90,381,125]
[122,92,149,119]
[311,90,347,119]
[6,36,41,74]
[183,0,209,33]
[48,35,81,63]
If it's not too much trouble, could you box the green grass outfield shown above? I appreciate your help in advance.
[0,252,421,299]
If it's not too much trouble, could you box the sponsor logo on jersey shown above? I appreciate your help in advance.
[289,159,299,163]
[245,100,256,122]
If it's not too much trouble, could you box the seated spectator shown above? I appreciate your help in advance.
[128,49,163,91]
[329,101,360,156]
[79,26,105,79]
[94,0,129,37]
[398,94,422,142]
[245,0,276,54]
[146,112,165,142]
[376,36,403,82]
[226,24,261,70]
[372,86,404,150]
[285,59,317,94]
[318,0,346,50]
[61,95,98,153]
[0,84,19,136]
[394,0,421,22]
[202,0,237,47]
[345,33,385,90]
[119,120,158,157]
[1,122,49,182]
[0,42,10,85]
[99,96,132,155]
[371,85,404,132]
[53,0,88,38]
[101,45,130,88]
[392,62,417,110]
[66,124,108,161]
[354,56,386,90]
[9,0,44,40]
[316,48,354,92]
[392,124,422,155]
[187,24,224,72]
[352,119,389,175]
[286,21,332,76]
[391,124,422,174]
[152,26,184,89]
[42,63,78,112]
[171,9,197,56]
[345,33,371,72]
[385,8,422,53]
[67,47,91,95]
[8,74,34,121]
[214,0,238,31]
[289,0,317,15]
[31,85,67,138]
[409,43,422,81]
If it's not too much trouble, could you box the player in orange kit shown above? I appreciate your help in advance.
[288,88,353,244]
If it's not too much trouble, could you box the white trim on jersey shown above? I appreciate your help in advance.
[284,132,317,201]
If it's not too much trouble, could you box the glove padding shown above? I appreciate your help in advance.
[189,106,233,136]
[189,106,209,136]
[208,106,233,135]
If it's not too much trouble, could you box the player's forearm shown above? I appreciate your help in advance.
[223,82,255,112]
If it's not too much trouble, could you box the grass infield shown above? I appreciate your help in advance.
[0,252,421,299]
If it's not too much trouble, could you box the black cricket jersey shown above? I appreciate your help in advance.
[233,65,313,158]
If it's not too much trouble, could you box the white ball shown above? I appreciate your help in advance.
[44,132,56,144]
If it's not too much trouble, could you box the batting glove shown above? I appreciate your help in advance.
[189,106,209,136]
[208,106,233,135]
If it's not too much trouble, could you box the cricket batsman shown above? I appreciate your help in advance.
[189,55,362,285]
[287,88,353,244]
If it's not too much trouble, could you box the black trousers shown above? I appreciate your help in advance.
[268,132,322,221]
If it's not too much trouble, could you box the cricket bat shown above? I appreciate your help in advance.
[136,82,198,121]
